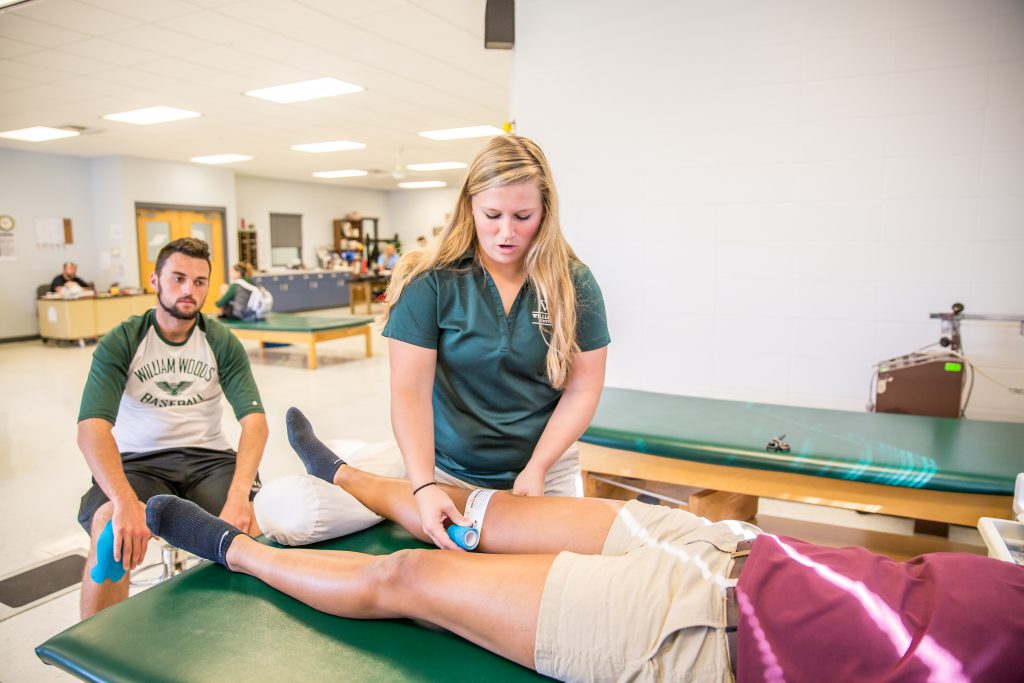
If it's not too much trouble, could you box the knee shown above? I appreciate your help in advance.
[89,501,115,540]
[365,548,423,607]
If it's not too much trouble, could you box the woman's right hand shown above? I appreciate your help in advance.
[413,484,471,550]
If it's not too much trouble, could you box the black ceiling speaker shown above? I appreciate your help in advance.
[485,0,514,49]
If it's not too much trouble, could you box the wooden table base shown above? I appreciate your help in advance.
[580,442,1012,528]
[228,323,373,369]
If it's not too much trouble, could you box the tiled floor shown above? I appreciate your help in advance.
[0,307,983,681]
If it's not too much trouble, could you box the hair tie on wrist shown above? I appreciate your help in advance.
[412,482,437,495]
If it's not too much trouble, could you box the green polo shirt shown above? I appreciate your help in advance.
[382,254,610,488]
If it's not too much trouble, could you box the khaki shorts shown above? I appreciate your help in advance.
[534,500,761,683]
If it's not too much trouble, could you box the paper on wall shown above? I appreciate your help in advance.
[0,233,15,261]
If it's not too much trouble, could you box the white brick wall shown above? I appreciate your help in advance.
[515,0,1024,421]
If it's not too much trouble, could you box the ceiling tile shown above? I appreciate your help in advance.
[15,50,113,76]
[18,81,101,103]
[12,0,140,35]
[59,75,134,96]
[182,0,238,8]
[157,10,269,44]
[0,13,91,47]
[407,0,484,38]
[296,0,407,22]
[181,45,279,73]
[351,5,503,80]
[0,37,42,59]
[77,0,199,23]
[216,0,329,31]
[233,34,338,68]
[58,38,161,66]
[104,24,214,56]
[136,58,249,90]
[93,66,182,90]
[0,74,32,91]
[0,60,71,83]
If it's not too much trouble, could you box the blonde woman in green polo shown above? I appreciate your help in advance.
[377,135,610,549]
[254,136,610,550]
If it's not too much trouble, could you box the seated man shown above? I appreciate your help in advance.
[50,261,92,293]
[77,237,268,619]
[376,242,399,271]
[145,409,1022,683]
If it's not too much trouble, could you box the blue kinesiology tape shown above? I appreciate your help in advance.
[90,519,127,584]
[446,524,480,551]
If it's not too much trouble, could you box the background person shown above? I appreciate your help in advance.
[50,261,92,293]
[215,261,260,320]
[76,237,267,618]
[376,242,399,271]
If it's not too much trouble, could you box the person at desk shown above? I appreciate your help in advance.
[254,135,610,550]
[50,261,92,293]
[376,242,399,271]
[76,237,267,619]
[148,446,1024,683]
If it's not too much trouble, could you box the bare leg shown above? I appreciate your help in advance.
[226,536,552,668]
[333,465,623,555]
[80,502,130,619]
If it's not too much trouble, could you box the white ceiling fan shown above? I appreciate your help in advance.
[366,147,407,181]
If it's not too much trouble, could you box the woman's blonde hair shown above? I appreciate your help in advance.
[382,134,580,389]
[233,262,254,279]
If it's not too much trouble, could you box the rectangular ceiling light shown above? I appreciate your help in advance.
[313,169,368,178]
[399,181,447,189]
[406,161,467,171]
[246,77,364,104]
[291,140,366,153]
[103,106,200,125]
[0,126,80,142]
[418,125,504,141]
[190,154,253,165]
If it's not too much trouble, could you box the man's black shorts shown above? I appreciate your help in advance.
[78,447,262,533]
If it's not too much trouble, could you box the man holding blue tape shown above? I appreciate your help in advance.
[76,237,267,619]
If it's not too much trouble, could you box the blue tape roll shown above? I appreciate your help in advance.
[90,519,126,584]
[446,524,480,551]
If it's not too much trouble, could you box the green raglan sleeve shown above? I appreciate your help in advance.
[214,282,239,309]
[78,315,147,424]
[381,272,441,349]
[206,317,264,420]
[573,263,611,352]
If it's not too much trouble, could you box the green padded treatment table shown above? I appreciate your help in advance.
[37,523,546,682]
[579,388,1021,527]
[220,313,375,369]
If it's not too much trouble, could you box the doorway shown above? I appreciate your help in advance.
[135,205,227,315]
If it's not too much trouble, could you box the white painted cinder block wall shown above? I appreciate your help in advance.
[387,186,460,250]
[513,0,1024,422]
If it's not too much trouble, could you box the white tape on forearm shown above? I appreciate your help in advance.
[464,488,497,533]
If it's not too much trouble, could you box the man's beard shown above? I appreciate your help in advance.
[156,284,201,320]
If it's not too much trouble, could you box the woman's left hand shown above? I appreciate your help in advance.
[512,466,545,496]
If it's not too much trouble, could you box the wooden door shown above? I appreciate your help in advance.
[136,208,178,293]
[135,208,226,314]
[181,210,224,314]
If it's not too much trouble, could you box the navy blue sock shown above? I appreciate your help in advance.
[145,495,244,567]
[286,407,345,483]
